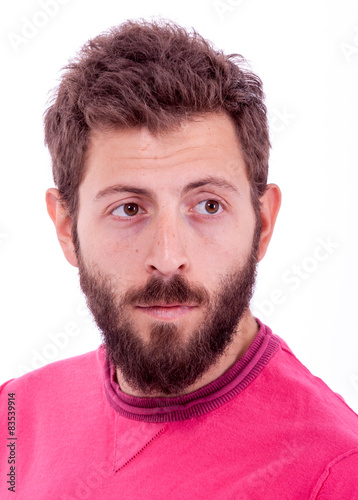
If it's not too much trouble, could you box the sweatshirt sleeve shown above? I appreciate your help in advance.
[311,449,358,499]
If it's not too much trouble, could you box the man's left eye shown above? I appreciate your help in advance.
[194,200,223,215]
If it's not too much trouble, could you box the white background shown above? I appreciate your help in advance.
[1,0,357,412]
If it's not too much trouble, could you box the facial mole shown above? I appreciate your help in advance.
[139,141,151,152]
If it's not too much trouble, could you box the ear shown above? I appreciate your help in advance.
[257,183,281,261]
[46,188,79,268]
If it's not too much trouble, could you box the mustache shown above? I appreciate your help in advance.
[123,275,210,307]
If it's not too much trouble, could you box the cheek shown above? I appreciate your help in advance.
[99,241,143,275]
[104,240,153,289]
[198,220,253,257]
[77,211,135,257]
[185,232,243,284]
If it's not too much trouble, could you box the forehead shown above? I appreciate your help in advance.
[81,112,249,196]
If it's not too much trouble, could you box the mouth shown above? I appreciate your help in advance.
[135,304,198,321]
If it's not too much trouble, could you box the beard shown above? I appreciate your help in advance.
[76,222,261,396]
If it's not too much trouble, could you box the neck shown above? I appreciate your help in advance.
[116,310,259,398]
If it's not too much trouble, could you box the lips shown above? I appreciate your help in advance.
[135,304,197,321]
[137,303,196,308]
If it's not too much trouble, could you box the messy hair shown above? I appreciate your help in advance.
[44,19,270,224]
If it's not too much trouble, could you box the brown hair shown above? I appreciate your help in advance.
[44,19,270,224]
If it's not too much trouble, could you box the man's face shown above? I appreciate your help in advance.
[75,113,260,395]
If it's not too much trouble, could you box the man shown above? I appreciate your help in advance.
[1,19,357,499]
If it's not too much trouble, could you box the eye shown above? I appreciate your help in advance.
[194,199,223,215]
[111,203,145,217]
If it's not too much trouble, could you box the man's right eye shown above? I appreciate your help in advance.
[112,203,144,217]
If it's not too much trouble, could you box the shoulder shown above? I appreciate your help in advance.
[310,449,358,499]
[0,346,109,438]
[0,346,105,402]
[252,327,358,451]
[258,329,358,495]
[268,332,358,427]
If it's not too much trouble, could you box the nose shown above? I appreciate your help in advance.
[144,210,190,278]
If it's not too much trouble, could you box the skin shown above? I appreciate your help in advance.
[46,112,281,397]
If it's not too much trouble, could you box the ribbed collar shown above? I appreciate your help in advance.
[102,320,280,422]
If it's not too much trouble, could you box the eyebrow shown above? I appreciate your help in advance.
[93,176,240,201]
[181,176,240,196]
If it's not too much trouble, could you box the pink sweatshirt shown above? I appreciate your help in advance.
[1,321,358,499]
